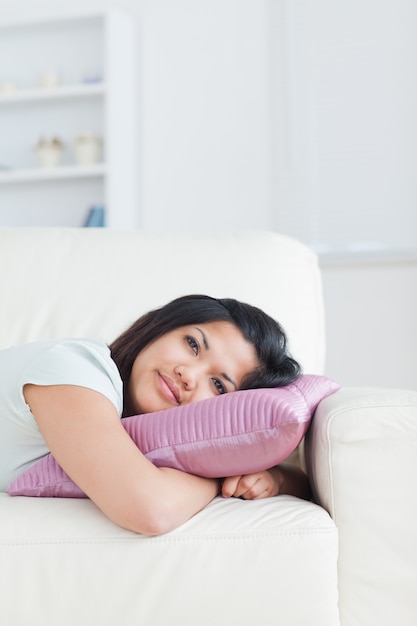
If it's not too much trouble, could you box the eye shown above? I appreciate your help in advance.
[186,335,199,355]
[212,378,226,395]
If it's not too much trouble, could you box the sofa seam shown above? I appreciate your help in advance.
[0,527,338,547]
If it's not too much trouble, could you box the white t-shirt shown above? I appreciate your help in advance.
[0,338,123,491]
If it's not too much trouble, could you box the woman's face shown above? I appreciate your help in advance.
[127,321,258,414]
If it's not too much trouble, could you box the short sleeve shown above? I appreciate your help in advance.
[0,338,124,490]
[19,338,123,415]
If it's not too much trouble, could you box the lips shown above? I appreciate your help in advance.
[158,373,180,404]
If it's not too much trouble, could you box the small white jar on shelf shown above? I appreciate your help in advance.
[35,137,64,168]
[74,133,102,165]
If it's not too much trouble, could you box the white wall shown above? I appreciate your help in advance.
[321,258,417,390]
[1,0,416,390]
[271,0,417,254]
[140,0,272,232]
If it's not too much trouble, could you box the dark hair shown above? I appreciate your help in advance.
[110,295,301,412]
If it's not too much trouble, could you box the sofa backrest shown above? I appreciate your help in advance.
[0,229,325,374]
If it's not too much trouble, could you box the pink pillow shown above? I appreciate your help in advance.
[7,374,340,498]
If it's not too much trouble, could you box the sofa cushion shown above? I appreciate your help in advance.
[7,375,340,498]
[0,493,340,626]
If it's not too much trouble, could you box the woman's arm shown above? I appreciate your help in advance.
[24,384,220,535]
[221,464,312,501]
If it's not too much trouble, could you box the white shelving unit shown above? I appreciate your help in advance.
[0,10,137,228]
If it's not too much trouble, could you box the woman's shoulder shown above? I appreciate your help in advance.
[1,337,113,373]
[4,337,123,415]
[28,337,120,378]
[50,337,112,359]
[1,336,108,354]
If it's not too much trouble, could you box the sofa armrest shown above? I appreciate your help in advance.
[305,386,417,626]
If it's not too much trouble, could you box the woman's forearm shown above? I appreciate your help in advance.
[151,469,221,534]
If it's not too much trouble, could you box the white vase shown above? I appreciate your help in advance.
[36,145,63,168]
[74,134,102,165]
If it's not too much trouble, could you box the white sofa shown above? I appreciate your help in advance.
[0,228,415,626]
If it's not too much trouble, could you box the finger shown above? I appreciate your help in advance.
[239,480,264,500]
[242,487,270,500]
[221,476,242,497]
[234,475,262,499]
[240,471,277,499]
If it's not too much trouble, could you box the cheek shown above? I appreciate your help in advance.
[193,383,217,403]
[129,361,149,400]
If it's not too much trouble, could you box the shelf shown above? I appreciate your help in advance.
[0,9,137,228]
[0,82,106,104]
[0,163,106,184]
[0,9,106,29]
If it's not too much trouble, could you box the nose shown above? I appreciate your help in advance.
[174,364,197,391]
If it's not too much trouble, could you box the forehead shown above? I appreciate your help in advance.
[196,321,257,364]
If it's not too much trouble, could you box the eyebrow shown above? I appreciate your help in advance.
[195,327,238,390]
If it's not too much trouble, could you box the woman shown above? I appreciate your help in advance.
[1,295,310,535]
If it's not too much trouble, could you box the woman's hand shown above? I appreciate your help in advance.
[221,464,312,501]
[221,470,280,500]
